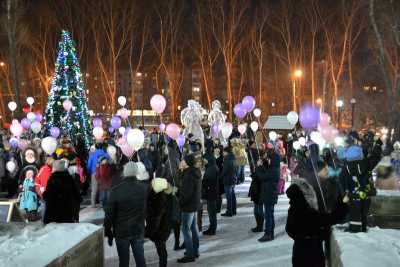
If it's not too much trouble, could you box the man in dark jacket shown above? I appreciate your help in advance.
[43,160,82,224]
[104,161,149,267]
[220,146,237,217]
[202,151,219,235]
[255,150,280,242]
[177,154,202,263]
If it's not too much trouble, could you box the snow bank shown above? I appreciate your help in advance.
[0,223,101,267]
[377,189,400,197]
[331,227,400,267]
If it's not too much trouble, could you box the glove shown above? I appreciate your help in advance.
[107,236,113,247]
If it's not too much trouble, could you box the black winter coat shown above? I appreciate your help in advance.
[43,171,82,224]
[255,163,280,205]
[145,189,171,242]
[202,160,219,201]
[220,153,237,186]
[104,176,149,239]
[179,166,202,212]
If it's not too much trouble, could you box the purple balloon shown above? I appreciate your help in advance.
[9,138,19,149]
[242,96,256,112]
[212,124,221,134]
[159,123,166,132]
[299,105,320,130]
[35,113,43,122]
[110,116,121,129]
[176,134,186,148]
[21,118,31,130]
[234,103,247,119]
[50,127,61,138]
[93,118,102,128]
[108,127,115,134]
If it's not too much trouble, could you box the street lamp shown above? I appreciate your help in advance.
[336,100,344,129]
[0,62,5,67]
[350,98,356,129]
[292,69,303,112]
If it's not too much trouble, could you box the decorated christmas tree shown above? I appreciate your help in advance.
[44,30,92,150]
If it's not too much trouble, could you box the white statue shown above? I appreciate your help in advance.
[181,100,205,151]
[207,100,226,141]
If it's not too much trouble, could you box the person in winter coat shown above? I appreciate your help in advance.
[145,177,174,267]
[202,151,219,235]
[255,150,280,242]
[87,142,110,207]
[35,156,54,199]
[43,160,82,224]
[104,161,150,267]
[220,146,237,217]
[177,154,202,263]
[95,156,114,207]
[286,178,348,267]
[19,169,39,219]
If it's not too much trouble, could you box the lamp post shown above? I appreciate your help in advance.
[336,100,344,129]
[292,69,303,112]
[316,97,323,113]
[350,98,356,129]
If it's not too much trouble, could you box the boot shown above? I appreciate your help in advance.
[258,233,273,242]
[251,215,264,233]
[203,228,216,235]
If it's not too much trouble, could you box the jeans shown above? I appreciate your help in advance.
[90,174,99,207]
[181,212,199,257]
[236,166,245,184]
[154,241,167,267]
[99,189,109,207]
[224,185,237,215]
[115,237,146,267]
[264,204,275,235]
[207,200,217,231]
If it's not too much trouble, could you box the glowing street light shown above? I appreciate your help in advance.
[316,98,322,105]
[292,69,303,112]
[0,62,5,67]
[336,100,344,108]
[294,69,303,78]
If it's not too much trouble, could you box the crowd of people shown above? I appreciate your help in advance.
[1,126,399,267]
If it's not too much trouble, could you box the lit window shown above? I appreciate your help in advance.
[363,86,370,91]
[373,86,377,91]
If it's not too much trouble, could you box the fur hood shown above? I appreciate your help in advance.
[288,178,319,211]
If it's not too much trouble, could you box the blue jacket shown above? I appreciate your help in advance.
[20,178,38,212]
[87,149,110,176]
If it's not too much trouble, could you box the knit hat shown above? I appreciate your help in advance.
[122,161,138,178]
[52,160,67,173]
[184,154,196,167]
[135,162,150,181]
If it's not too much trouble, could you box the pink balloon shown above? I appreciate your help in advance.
[10,123,23,137]
[63,100,73,111]
[120,143,134,158]
[119,108,130,120]
[320,113,331,127]
[320,126,334,142]
[238,124,246,135]
[166,123,181,140]
[150,94,166,114]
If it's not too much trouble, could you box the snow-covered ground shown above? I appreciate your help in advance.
[0,223,101,267]
[104,182,293,267]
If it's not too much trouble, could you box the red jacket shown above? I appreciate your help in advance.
[35,165,52,198]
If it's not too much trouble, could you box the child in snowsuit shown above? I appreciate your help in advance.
[20,170,39,220]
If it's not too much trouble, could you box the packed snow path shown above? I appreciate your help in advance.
[104,178,293,267]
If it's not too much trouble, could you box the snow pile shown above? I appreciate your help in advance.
[333,227,400,267]
[0,223,101,267]
[377,189,400,197]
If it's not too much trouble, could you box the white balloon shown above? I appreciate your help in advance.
[287,111,299,125]
[118,96,127,107]
[6,161,16,173]
[26,97,35,105]
[41,137,58,155]
[10,123,23,137]
[127,128,145,151]
[221,122,233,139]
[250,121,259,132]
[238,124,246,135]
[269,131,278,141]
[93,127,104,140]
[118,127,126,135]
[8,101,17,112]
[299,137,306,146]
[253,108,261,118]
[293,141,301,151]
[310,131,325,146]
[27,112,36,121]
[31,121,42,134]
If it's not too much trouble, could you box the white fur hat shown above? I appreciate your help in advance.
[152,178,168,193]
[135,162,150,181]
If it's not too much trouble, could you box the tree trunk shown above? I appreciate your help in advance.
[6,0,21,118]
